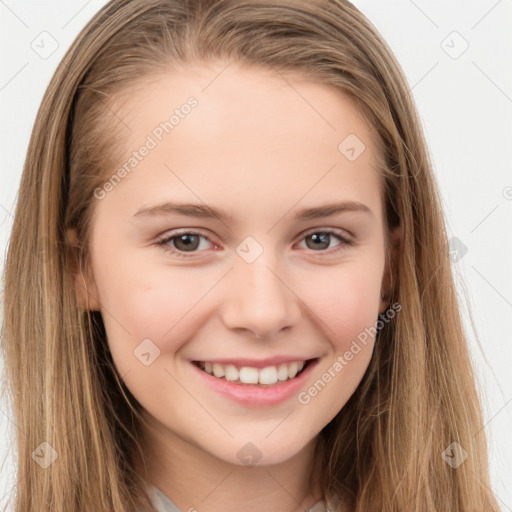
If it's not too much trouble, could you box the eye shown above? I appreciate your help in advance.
[154,228,353,258]
[155,230,216,258]
[296,228,353,254]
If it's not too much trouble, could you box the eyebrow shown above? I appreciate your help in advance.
[132,200,374,221]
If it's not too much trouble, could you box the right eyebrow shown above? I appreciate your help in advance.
[133,202,233,221]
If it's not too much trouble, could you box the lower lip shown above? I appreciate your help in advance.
[190,359,318,407]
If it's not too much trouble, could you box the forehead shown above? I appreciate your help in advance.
[100,60,384,224]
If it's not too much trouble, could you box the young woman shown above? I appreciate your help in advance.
[1,1,500,511]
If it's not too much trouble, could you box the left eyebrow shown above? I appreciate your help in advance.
[292,201,374,221]
[132,200,374,221]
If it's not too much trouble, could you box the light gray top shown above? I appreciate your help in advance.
[146,484,329,511]
[146,485,181,512]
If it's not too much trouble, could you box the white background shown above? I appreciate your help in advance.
[0,0,511,510]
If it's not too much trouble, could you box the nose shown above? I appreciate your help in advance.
[219,252,302,339]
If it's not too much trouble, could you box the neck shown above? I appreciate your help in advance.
[133,412,325,512]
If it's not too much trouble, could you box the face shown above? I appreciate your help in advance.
[72,60,398,467]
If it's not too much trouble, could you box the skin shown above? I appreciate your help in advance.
[69,60,401,512]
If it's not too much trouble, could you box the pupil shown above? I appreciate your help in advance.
[176,234,199,251]
[308,233,329,250]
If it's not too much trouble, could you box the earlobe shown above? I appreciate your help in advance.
[379,222,402,313]
[65,228,101,311]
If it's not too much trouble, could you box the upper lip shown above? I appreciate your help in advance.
[192,356,318,368]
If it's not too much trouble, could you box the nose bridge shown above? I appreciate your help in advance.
[221,239,301,337]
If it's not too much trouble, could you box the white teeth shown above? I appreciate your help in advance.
[239,367,259,384]
[277,364,289,381]
[200,360,308,384]
[224,364,239,381]
[259,366,278,385]
[212,363,225,378]
[288,362,299,379]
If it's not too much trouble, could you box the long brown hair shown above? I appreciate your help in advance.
[1,1,500,510]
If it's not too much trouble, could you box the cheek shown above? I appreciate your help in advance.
[92,252,220,363]
[298,259,382,347]
[292,261,381,413]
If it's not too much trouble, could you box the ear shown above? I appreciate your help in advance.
[379,222,402,314]
[66,228,101,311]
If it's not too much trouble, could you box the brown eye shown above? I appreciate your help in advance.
[156,231,215,258]
[173,234,201,252]
[298,229,351,253]
[304,232,332,250]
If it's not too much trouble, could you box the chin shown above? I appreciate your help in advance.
[209,435,313,468]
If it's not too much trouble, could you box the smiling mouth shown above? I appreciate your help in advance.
[192,359,316,386]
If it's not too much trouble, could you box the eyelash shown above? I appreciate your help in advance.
[154,228,354,259]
